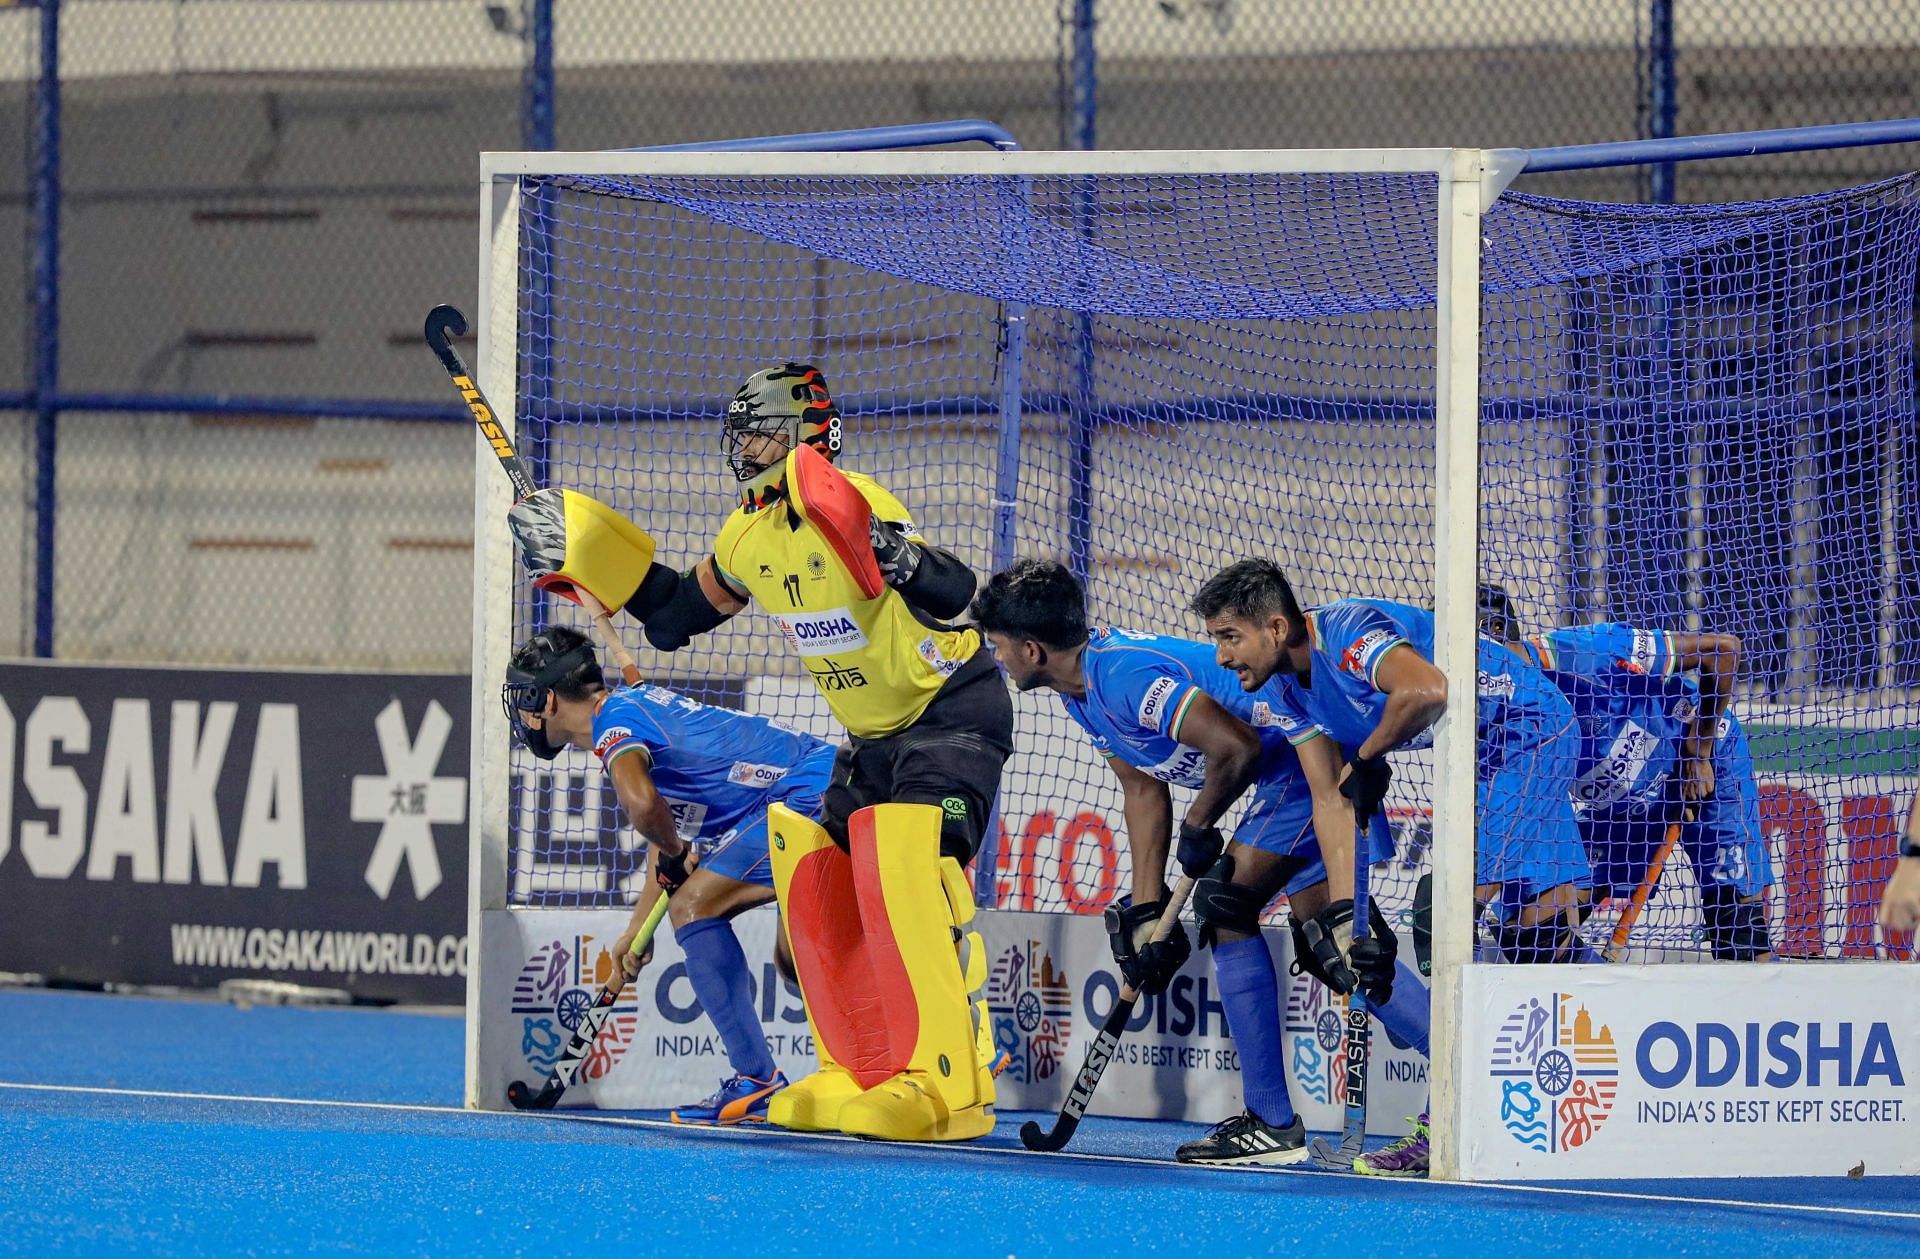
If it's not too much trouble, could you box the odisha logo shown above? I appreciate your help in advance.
[983,940,1071,1085]
[510,935,640,1084]
[1489,993,1618,1153]
[1284,966,1349,1106]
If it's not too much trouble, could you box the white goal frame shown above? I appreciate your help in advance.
[465,144,1920,1182]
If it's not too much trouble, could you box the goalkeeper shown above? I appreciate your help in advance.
[1479,587,1772,961]
[971,560,1429,1167]
[509,363,1012,1143]
[504,627,836,1126]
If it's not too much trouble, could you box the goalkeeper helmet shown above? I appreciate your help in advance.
[502,627,599,761]
[722,362,843,510]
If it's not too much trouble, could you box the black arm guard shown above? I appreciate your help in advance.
[894,542,976,620]
[635,567,731,652]
[622,562,681,620]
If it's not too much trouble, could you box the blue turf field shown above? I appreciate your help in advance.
[3,989,1916,1256]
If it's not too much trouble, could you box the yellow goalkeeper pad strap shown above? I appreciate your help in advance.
[536,489,658,615]
[850,803,983,1113]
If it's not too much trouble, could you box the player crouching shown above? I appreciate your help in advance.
[505,627,838,1125]
[973,561,1421,1167]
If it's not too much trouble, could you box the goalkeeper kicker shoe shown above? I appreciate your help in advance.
[1356,1112,1430,1178]
[670,1070,789,1127]
[1174,1109,1308,1167]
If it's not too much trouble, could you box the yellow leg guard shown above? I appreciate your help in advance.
[765,802,880,1132]
[835,804,994,1142]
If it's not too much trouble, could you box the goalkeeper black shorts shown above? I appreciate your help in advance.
[820,650,1014,864]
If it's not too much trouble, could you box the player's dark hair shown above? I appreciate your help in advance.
[970,558,1090,649]
[1189,559,1305,627]
[1477,582,1519,641]
[508,626,604,701]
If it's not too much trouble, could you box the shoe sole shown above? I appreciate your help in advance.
[670,1112,769,1127]
[1175,1145,1309,1168]
[1355,1162,1427,1178]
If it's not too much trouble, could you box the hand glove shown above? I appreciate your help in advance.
[1340,754,1392,828]
[1104,891,1192,996]
[1176,821,1225,879]
[652,845,691,895]
[869,517,923,587]
[506,488,568,582]
[1348,920,1398,1005]
[1297,899,1359,996]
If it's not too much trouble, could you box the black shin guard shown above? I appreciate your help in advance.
[1497,918,1583,964]
[1701,885,1771,960]
[1412,872,1433,978]
[1193,857,1263,948]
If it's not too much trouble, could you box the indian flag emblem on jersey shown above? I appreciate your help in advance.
[1489,993,1618,1153]
[510,935,641,1085]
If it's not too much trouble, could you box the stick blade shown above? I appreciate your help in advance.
[425,304,468,344]
[505,1078,561,1112]
[1019,1118,1072,1153]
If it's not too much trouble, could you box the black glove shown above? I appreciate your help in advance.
[1348,920,1398,1005]
[1104,891,1192,996]
[1340,754,1392,828]
[1297,899,1359,996]
[652,846,691,894]
[506,488,568,582]
[1176,821,1225,879]
[869,517,923,587]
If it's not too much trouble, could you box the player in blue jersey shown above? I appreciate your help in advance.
[1190,561,1597,1177]
[1193,562,1595,944]
[504,627,838,1124]
[1477,587,1771,960]
[972,560,1429,1167]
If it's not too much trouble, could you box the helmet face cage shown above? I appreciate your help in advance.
[501,631,598,761]
[722,363,842,507]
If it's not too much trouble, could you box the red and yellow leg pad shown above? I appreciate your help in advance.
[836,803,994,1142]
[765,803,883,1132]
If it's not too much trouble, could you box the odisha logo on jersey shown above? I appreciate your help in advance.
[778,608,868,657]
[1284,966,1350,1106]
[510,935,640,1086]
[984,940,1072,1085]
[1137,676,1181,729]
[1489,993,1618,1153]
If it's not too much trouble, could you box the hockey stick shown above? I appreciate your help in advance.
[1309,834,1372,1170]
[424,304,642,685]
[505,892,671,1111]
[1020,874,1196,1153]
[1604,817,1685,963]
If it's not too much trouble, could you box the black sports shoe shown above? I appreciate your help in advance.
[1175,1109,1308,1167]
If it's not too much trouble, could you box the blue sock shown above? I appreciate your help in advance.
[1213,935,1295,1128]
[1372,960,1431,1058]
[676,917,777,1082]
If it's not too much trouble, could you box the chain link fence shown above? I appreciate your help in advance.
[9,0,1920,668]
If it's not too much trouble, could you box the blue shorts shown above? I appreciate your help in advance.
[1689,739,1768,897]
[699,752,833,889]
[1582,733,1768,901]
[1480,718,1592,920]
[1231,775,1397,898]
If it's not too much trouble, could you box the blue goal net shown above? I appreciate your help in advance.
[500,162,1920,964]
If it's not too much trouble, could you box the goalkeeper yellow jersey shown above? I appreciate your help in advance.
[713,470,981,740]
